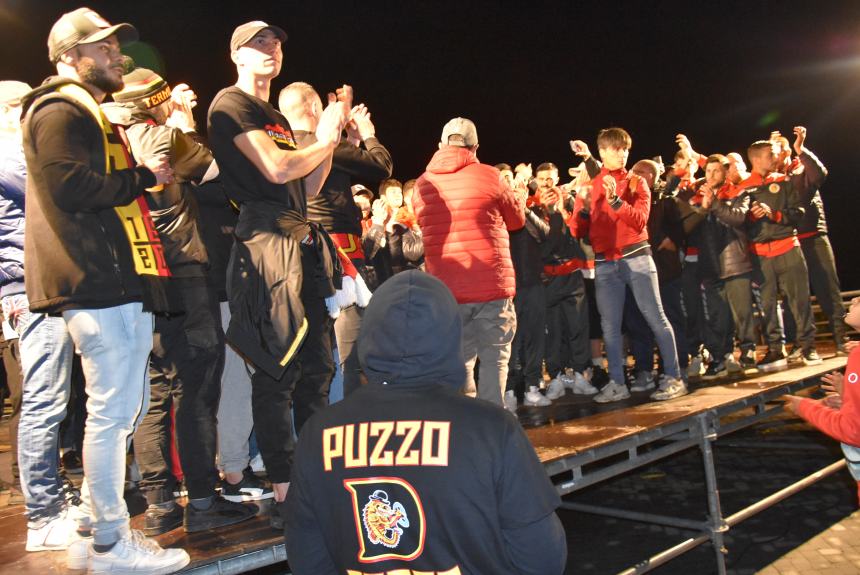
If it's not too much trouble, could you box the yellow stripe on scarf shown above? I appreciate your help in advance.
[58,84,171,278]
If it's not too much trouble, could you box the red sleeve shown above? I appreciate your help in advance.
[498,182,526,231]
[612,177,650,232]
[796,351,860,445]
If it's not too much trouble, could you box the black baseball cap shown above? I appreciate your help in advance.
[230,21,287,52]
[47,7,137,64]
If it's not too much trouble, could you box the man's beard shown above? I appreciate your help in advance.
[76,58,123,94]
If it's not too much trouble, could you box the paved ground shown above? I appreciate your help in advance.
[3,397,859,574]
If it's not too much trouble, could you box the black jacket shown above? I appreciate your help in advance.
[362,223,424,290]
[715,175,804,245]
[510,208,550,288]
[680,193,753,281]
[307,138,393,236]
[102,103,214,276]
[648,182,685,282]
[21,78,155,313]
[283,271,566,575]
[788,150,828,236]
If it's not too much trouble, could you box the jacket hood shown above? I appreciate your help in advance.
[101,101,156,127]
[357,270,466,389]
[425,145,478,175]
[20,77,91,117]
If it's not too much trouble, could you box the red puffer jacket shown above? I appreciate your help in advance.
[413,146,525,304]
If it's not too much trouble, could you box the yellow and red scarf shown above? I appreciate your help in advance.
[58,84,170,279]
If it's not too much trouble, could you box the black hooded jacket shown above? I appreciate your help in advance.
[20,77,155,313]
[284,271,566,575]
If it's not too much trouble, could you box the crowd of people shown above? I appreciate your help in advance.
[0,6,852,575]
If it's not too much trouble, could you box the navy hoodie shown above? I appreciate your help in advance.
[283,271,566,575]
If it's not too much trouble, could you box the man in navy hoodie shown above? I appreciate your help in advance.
[284,271,567,575]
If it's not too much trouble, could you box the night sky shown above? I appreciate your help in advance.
[3,0,860,288]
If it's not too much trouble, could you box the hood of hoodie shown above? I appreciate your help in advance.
[20,77,94,118]
[101,101,157,127]
[425,145,478,175]
[357,270,466,389]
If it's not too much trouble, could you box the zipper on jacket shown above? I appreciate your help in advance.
[97,215,126,296]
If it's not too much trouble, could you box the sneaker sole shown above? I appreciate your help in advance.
[630,384,656,392]
[222,491,275,503]
[523,401,552,407]
[26,542,71,552]
[90,554,190,575]
[594,393,630,403]
[184,508,257,533]
[651,389,689,401]
[702,371,728,380]
[757,360,788,372]
[572,387,599,395]
[803,358,823,366]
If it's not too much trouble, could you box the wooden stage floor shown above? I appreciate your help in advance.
[0,344,847,574]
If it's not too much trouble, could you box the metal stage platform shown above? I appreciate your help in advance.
[0,352,848,575]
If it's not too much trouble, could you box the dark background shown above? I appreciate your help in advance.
[3,0,859,288]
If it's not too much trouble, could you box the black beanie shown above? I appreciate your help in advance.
[113,68,171,109]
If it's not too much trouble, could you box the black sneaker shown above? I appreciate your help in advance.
[702,361,727,380]
[757,349,788,372]
[802,348,823,366]
[739,349,758,374]
[588,365,609,388]
[61,451,83,474]
[221,468,274,502]
[184,496,258,533]
[144,503,184,536]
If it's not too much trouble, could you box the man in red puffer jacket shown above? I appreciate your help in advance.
[413,117,525,405]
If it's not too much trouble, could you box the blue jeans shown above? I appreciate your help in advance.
[63,303,153,545]
[5,294,75,528]
[595,254,681,385]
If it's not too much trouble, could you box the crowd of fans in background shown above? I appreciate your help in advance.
[0,6,852,575]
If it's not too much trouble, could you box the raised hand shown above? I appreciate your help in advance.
[792,126,807,156]
[351,104,376,141]
[371,198,388,226]
[315,93,349,147]
[570,139,591,158]
[335,84,354,109]
[166,83,197,131]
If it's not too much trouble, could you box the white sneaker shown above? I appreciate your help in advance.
[545,378,565,400]
[630,370,656,392]
[558,369,576,388]
[26,512,77,552]
[89,529,190,575]
[249,453,266,474]
[570,371,598,394]
[725,352,742,374]
[687,355,704,379]
[593,380,631,403]
[650,376,688,401]
[503,391,518,413]
[67,532,92,570]
[524,388,552,407]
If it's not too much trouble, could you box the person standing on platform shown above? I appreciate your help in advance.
[412,117,525,406]
[22,7,187,572]
[566,128,686,403]
[207,20,349,528]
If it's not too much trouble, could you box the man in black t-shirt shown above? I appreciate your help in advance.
[283,271,567,575]
[206,20,349,521]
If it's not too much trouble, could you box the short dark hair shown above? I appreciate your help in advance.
[494,163,512,172]
[379,178,403,196]
[403,178,417,193]
[597,127,632,150]
[706,154,729,168]
[535,162,558,173]
[747,140,774,163]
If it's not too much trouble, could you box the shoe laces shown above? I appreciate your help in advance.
[127,529,163,555]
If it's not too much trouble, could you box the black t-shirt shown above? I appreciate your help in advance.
[207,86,305,212]
[284,383,561,575]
